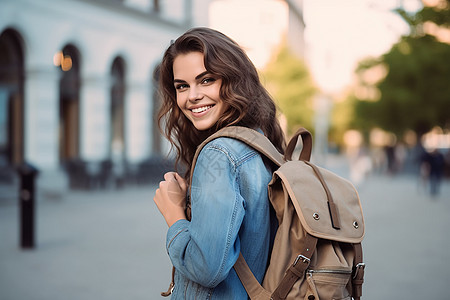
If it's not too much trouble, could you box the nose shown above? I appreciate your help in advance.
[188,86,202,102]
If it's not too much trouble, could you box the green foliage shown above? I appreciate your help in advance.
[262,45,317,135]
[353,3,450,137]
[330,96,358,145]
[396,1,450,30]
[420,4,450,27]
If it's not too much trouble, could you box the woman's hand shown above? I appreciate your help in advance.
[153,172,188,227]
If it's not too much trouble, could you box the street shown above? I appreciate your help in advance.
[1,170,449,299]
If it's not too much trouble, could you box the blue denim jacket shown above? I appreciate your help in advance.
[166,136,273,299]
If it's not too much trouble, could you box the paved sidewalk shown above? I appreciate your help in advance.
[0,186,172,300]
[1,173,449,299]
[359,174,450,300]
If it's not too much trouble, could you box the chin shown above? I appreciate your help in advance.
[194,124,213,131]
[193,119,222,131]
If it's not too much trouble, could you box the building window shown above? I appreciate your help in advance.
[110,56,126,161]
[0,28,24,170]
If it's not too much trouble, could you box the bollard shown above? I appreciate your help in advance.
[17,162,39,249]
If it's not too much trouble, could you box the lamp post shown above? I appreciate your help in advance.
[17,162,39,249]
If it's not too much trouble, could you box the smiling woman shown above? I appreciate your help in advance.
[173,52,227,131]
[157,27,285,172]
[153,27,286,299]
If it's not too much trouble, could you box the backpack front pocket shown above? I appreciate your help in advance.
[304,268,352,300]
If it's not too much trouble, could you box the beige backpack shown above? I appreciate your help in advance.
[163,126,365,300]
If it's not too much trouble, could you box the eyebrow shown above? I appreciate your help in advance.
[173,71,210,83]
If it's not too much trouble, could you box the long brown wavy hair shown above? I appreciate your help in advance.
[158,27,285,178]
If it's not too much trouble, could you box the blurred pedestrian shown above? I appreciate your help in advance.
[153,27,285,299]
[421,149,445,197]
[385,144,397,174]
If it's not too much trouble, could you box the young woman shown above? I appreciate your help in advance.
[153,27,285,299]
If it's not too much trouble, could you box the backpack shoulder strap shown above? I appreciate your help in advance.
[284,127,312,161]
[234,253,272,299]
[234,233,318,300]
[190,126,285,182]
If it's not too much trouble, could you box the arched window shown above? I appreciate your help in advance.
[56,44,81,163]
[110,56,126,161]
[0,28,25,172]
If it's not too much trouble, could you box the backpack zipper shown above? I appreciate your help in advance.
[307,269,352,275]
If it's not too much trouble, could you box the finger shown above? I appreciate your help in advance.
[164,172,177,182]
[153,189,161,203]
[174,173,187,191]
[159,181,168,191]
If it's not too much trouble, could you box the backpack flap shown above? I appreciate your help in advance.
[272,160,364,244]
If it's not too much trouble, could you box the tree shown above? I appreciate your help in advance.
[353,1,450,137]
[262,44,317,135]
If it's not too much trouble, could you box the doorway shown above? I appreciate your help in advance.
[57,44,81,163]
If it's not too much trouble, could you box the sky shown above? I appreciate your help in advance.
[209,0,420,94]
[303,0,417,93]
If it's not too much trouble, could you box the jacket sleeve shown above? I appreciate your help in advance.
[166,144,245,288]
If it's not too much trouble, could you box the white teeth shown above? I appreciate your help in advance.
[191,105,212,113]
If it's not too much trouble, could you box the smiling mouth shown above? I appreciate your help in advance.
[190,105,214,113]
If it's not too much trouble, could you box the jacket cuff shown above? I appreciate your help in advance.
[166,219,190,251]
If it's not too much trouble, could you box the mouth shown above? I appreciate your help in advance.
[190,105,214,114]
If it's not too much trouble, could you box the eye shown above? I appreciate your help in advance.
[175,83,189,91]
[201,77,216,85]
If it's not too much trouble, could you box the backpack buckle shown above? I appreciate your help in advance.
[353,262,365,279]
[293,254,310,266]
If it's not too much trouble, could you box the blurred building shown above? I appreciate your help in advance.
[209,0,305,69]
[0,0,211,194]
[285,0,305,58]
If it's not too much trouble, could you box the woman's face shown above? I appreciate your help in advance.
[173,51,228,131]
